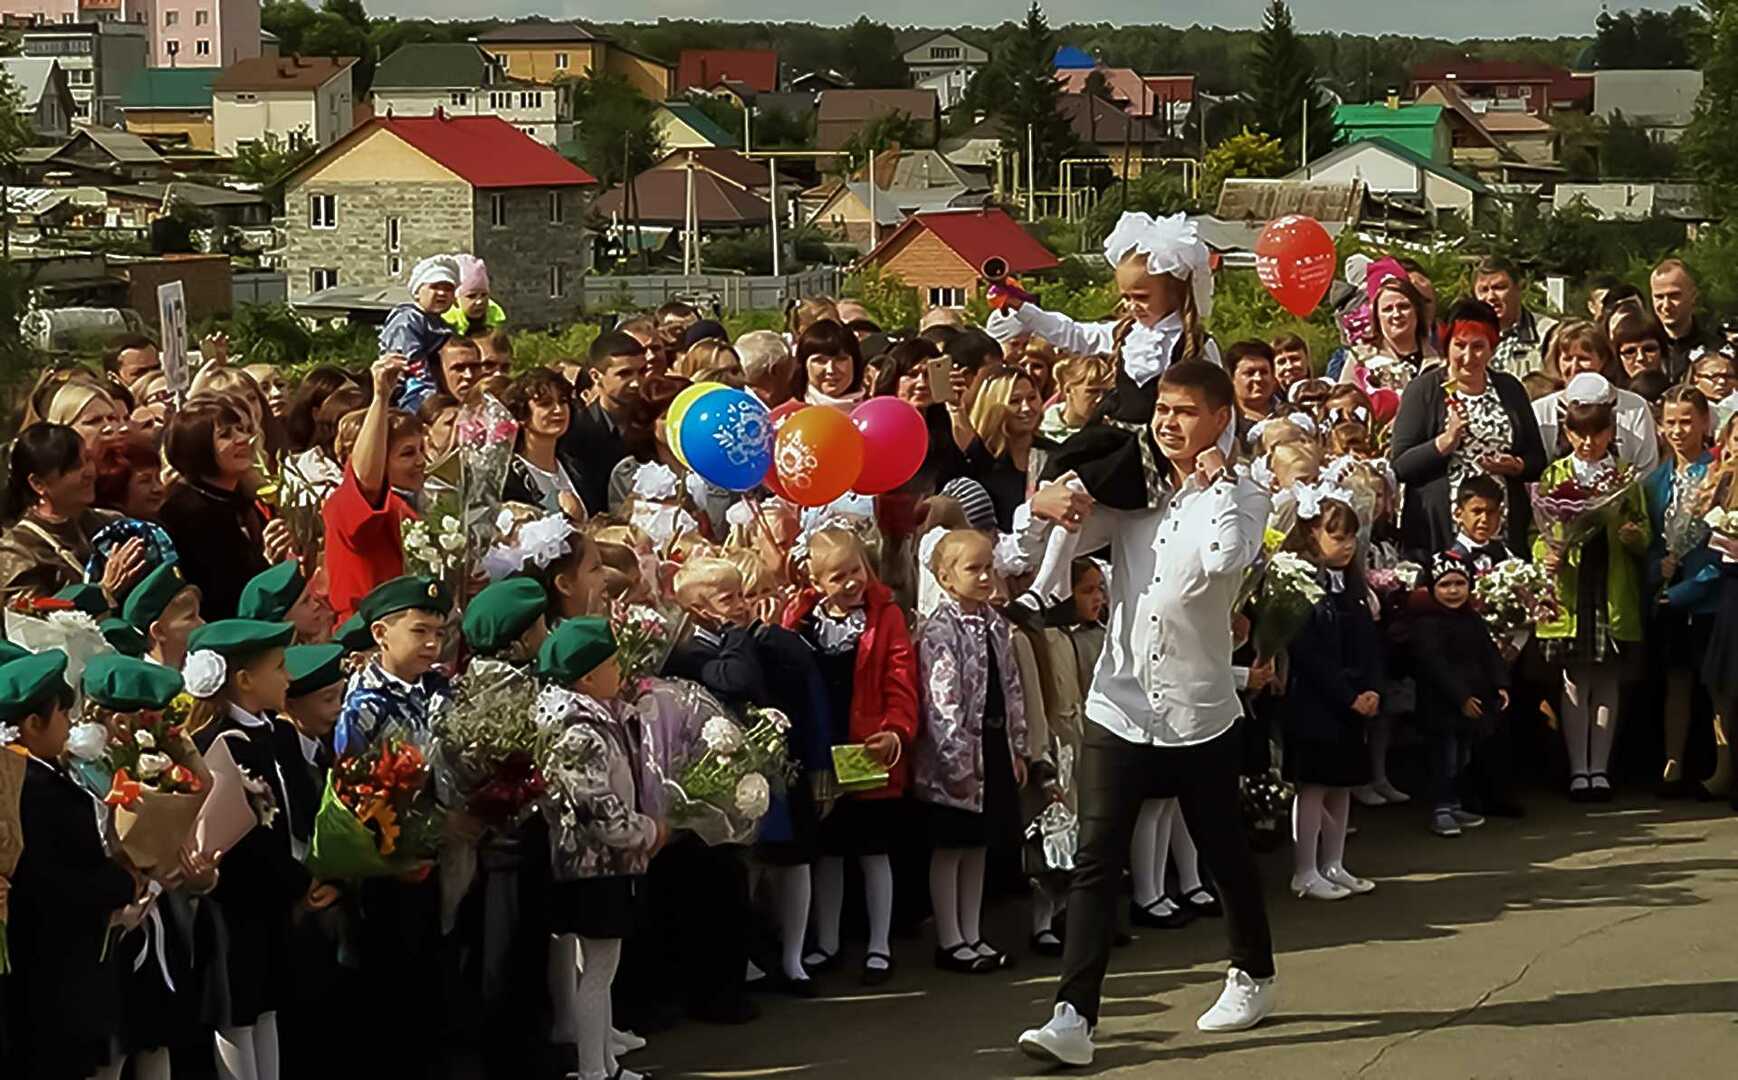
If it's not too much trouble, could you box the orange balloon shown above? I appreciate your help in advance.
[773,406,864,507]
[1254,214,1336,317]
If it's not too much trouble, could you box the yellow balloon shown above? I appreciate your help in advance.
[664,381,726,468]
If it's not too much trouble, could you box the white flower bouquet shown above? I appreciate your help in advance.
[1473,558,1562,638]
[1250,552,1327,660]
[635,677,792,845]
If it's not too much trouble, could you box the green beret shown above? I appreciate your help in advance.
[357,575,453,626]
[54,583,110,616]
[536,617,617,685]
[462,578,549,656]
[286,643,347,698]
[0,640,29,666]
[237,561,306,622]
[122,562,191,630]
[334,613,374,652]
[0,650,71,722]
[188,619,294,661]
[100,617,149,658]
[82,653,184,711]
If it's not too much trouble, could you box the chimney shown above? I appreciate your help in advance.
[1385,86,1400,110]
[434,105,445,121]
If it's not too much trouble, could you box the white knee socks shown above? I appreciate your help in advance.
[1292,785,1327,881]
[1320,788,1351,872]
[577,937,630,1080]
[1131,798,1170,906]
[958,847,987,949]
[216,1021,263,1080]
[863,854,893,965]
[133,1048,172,1080]
[548,933,580,1043]
[811,853,895,968]
[774,864,812,982]
[1167,802,1202,894]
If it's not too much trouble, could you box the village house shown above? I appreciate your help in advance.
[473,20,672,102]
[0,57,75,140]
[212,54,357,157]
[859,206,1058,311]
[371,42,573,146]
[119,67,219,152]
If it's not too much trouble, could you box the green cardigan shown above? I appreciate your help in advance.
[442,299,506,336]
[1530,456,1651,643]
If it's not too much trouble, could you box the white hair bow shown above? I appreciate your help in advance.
[182,650,228,700]
[1101,211,1214,319]
[1291,480,1356,522]
[631,463,681,502]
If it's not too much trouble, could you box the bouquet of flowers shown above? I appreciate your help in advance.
[1703,504,1738,542]
[306,727,444,879]
[609,600,677,700]
[74,711,211,875]
[1366,561,1424,596]
[258,454,334,562]
[0,746,23,973]
[1530,463,1637,554]
[432,662,551,828]
[403,394,519,598]
[188,735,272,862]
[401,513,469,582]
[635,678,792,845]
[1249,552,1327,660]
[1473,558,1563,638]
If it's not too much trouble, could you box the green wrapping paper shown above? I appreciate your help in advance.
[305,772,395,880]
[831,744,890,794]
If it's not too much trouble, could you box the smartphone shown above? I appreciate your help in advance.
[927,357,957,404]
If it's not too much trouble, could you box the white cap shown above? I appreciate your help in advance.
[408,254,461,294]
[1563,371,1616,406]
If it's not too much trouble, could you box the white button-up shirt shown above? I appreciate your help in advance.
[1016,466,1269,747]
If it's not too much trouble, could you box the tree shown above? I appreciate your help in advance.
[841,109,930,170]
[1601,111,1678,179]
[0,70,35,161]
[1199,129,1289,211]
[991,4,1077,201]
[260,1,318,54]
[1592,6,1706,69]
[230,130,317,187]
[565,75,662,188]
[1682,1,1738,212]
[838,18,907,88]
[1248,2,1336,164]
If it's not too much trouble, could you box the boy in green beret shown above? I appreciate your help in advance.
[333,575,454,756]
[462,577,551,667]
[100,616,149,658]
[239,560,336,645]
[537,617,665,1080]
[122,561,204,671]
[2,650,152,1080]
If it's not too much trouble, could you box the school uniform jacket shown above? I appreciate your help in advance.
[1408,602,1511,737]
[1282,577,1384,745]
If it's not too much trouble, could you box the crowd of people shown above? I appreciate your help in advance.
[2,223,1737,1080]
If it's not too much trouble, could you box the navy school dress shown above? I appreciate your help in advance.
[1281,571,1383,788]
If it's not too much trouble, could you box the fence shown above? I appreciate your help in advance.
[233,270,289,307]
[575,267,845,315]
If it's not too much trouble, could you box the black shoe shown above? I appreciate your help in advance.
[970,940,1015,970]
[1589,772,1615,803]
[1657,776,1695,799]
[690,996,759,1024]
[934,943,992,974]
[1130,897,1194,929]
[801,948,840,975]
[770,973,817,997]
[1029,929,1064,957]
[1180,886,1223,917]
[861,951,895,986]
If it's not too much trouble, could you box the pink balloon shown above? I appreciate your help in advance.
[1369,388,1401,425]
[849,397,927,494]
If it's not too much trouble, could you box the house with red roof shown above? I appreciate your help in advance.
[282,112,597,325]
[1408,57,1591,117]
[860,207,1057,310]
[678,49,780,96]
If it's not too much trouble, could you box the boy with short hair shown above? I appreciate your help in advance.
[334,574,453,755]
[1449,475,1512,573]
[239,559,335,644]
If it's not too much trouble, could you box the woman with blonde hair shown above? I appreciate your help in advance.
[964,366,1052,530]
[676,338,743,381]
[41,378,130,451]
[1039,355,1114,442]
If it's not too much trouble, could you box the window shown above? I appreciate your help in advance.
[195,10,209,25]
[450,91,468,106]
[164,11,178,26]
[388,255,403,277]
[310,268,339,292]
[928,286,966,308]
[549,264,564,299]
[930,46,961,60]
[309,193,336,229]
[489,90,511,110]
[195,39,210,57]
[517,91,542,109]
[386,216,402,252]
[548,190,563,224]
[67,69,92,85]
[555,52,569,70]
[489,192,507,227]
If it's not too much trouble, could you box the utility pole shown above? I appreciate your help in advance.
[1301,96,1309,169]
[867,143,878,251]
[1026,123,1035,219]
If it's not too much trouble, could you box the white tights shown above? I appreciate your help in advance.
[575,936,629,1080]
[214,1012,279,1080]
[929,846,986,949]
[1563,663,1622,776]
[770,863,811,982]
[809,854,894,967]
[1293,785,1353,878]
[1131,798,1204,906]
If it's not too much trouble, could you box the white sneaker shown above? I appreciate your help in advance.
[1352,784,1388,807]
[1321,863,1375,894]
[1018,1002,1095,1067]
[1197,967,1276,1032]
[1290,871,1351,900]
[610,1028,647,1054]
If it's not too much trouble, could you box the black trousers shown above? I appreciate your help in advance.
[1058,721,1275,1025]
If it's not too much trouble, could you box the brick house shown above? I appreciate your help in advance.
[859,207,1057,310]
[281,113,597,326]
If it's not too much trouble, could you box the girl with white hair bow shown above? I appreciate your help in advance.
[986,212,1220,424]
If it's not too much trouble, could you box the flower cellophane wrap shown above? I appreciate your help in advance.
[306,725,444,880]
[94,712,211,875]
[830,744,889,795]
[1473,558,1563,639]
[609,601,679,702]
[189,735,262,861]
[1023,742,1078,875]
[1529,463,1637,553]
[258,454,331,562]
[430,659,551,929]
[1249,552,1327,660]
[633,677,792,846]
[0,746,25,973]
[3,607,111,692]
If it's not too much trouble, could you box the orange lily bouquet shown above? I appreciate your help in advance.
[307,727,445,879]
[74,709,212,875]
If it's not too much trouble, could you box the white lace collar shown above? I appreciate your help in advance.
[805,384,863,410]
[809,605,866,653]
[1122,312,1184,387]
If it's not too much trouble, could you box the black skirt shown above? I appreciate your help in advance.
[118,892,206,1053]
[926,728,1021,850]
[549,875,640,939]
[755,775,822,866]
[1704,574,1738,705]
[1284,730,1372,789]
[820,796,905,857]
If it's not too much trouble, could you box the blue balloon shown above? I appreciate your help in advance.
[679,388,774,491]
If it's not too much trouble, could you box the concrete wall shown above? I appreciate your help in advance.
[371,87,570,145]
[120,253,232,325]
[470,186,589,326]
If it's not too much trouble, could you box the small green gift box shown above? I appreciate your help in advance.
[831,744,890,794]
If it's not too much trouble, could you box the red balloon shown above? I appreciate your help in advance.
[1369,387,1401,425]
[774,406,864,507]
[849,397,927,494]
[1255,214,1337,318]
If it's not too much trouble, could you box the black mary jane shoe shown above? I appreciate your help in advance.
[861,951,896,986]
[1130,897,1194,930]
[801,949,840,976]
[1181,887,1223,918]
[1589,773,1615,803]
[934,943,992,974]
[1029,929,1064,957]
[969,940,1016,970]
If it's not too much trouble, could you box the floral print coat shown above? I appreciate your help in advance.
[913,596,1028,812]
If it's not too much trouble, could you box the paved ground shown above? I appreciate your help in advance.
[639,793,1738,1079]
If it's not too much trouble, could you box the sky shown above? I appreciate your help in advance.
[370,1,1679,41]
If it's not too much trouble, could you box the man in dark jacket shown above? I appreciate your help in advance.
[561,330,651,515]
[1650,258,1722,382]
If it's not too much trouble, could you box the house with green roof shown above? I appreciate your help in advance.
[1294,136,1498,225]
[119,68,219,152]
[371,42,574,146]
[653,101,739,151]
[1334,102,1450,164]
